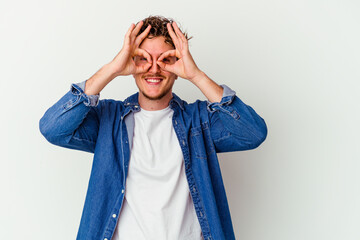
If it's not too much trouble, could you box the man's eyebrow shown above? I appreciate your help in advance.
[158,52,176,58]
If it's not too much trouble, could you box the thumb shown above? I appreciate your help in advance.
[157,60,176,73]
[135,62,152,74]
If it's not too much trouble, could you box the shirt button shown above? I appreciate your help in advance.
[193,186,196,192]
[112,214,117,218]
[174,120,177,125]
[121,189,125,193]
[200,211,203,217]
[182,140,185,146]
[104,238,108,240]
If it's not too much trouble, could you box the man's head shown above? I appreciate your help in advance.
[136,16,190,48]
[133,16,190,106]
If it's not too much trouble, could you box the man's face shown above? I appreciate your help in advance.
[133,36,177,101]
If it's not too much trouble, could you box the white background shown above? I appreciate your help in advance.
[1,0,359,239]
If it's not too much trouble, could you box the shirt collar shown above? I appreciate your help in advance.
[123,92,184,111]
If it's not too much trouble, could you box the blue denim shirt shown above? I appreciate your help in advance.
[39,81,267,240]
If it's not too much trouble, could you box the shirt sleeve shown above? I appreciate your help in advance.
[73,80,100,107]
[39,81,101,153]
[207,84,236,113]
[206,85,267,152]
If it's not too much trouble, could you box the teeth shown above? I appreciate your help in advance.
[146,79,161,83]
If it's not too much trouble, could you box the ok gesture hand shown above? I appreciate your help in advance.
[157,22,202,82]
[111,21,152,76]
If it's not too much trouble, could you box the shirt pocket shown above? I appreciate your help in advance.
[190,123,214,159]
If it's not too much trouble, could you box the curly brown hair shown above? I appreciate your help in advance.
[137,15,191,48]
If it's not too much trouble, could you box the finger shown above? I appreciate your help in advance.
[157,50,178,73]
[134,24,151,47]
[157,60,175,73]
[124,23,136,44]
[133,49,152,73]
[159,50,177,58]
[167,23,180,48]
[136,62,152,73]
[156,60,166,70]
[158,50,178,61]
[130,21,144,40]
[134,48,152,63]
[172,22,187,42]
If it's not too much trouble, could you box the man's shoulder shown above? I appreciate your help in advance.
[98,92,138,105]
[171,93,209,115]
[95,93,139,114]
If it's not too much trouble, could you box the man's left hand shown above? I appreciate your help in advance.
[157,22,203,82]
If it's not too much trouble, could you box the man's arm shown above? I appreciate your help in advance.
[157,22,223,103]
[157,22,267,151]
[85,21,152,95]
[207,89,268,152]
[39,21,153,152]
[39,84,101,153]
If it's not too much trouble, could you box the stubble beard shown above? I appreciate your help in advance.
[140,84,173,101]
[139,74,175,101]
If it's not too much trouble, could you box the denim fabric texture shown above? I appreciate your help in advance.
[39,81,267,240]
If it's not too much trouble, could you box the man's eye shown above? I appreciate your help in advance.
[134,56,147,61]
[134,56,149,66]
[161,57,176,64]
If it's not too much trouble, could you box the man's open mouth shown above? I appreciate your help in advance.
[145,77,163,84]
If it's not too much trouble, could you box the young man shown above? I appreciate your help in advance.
[40,16,267,240]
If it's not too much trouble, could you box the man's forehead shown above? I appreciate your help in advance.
[139,36,174,54]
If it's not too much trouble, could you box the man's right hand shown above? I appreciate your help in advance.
[109,21,152,76]
[84,21,152,95]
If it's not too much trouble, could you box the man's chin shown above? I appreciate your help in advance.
[141,90,172,101]
[142,92,166,101]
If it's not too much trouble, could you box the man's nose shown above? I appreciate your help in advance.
[148,59,161,74]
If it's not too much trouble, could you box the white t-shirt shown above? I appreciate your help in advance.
[112,106,203,240]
